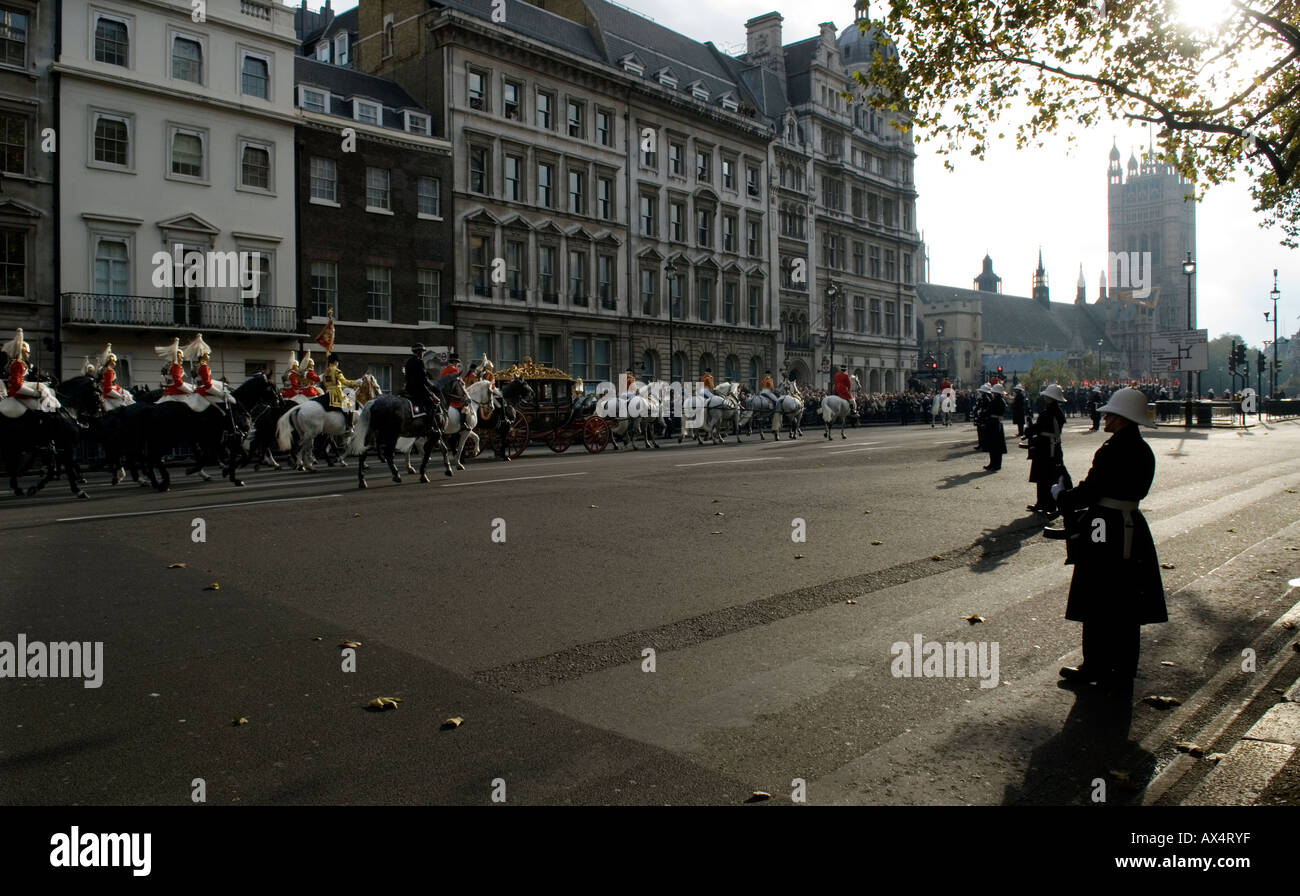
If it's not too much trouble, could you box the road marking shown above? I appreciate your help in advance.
[822,441,880,450]
[675,458,779,467]
[828,446,889,456]
[440,472,589,488]
[57,494,342,523]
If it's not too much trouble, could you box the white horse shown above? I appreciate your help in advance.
[819,374,860,440]
[446,378,502,469]
[276,394,359,471]
[681,382,742,445]
[595,383,657,450]
[739,386,804,440]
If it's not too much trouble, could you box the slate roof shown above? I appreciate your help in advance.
[295,57,428,129]
[782,36,819,106]
[919,283,1116,354]
[432,0,606,63]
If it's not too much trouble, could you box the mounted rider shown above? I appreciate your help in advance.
[700,368,716,400]
[833,365,853,405]
[403,344,440,418]
[299,351,322,398]
[1,328,61,417]
[282,351,302,401]
[98,343,134,411]
[436,351,467,423]
[157,336,196,399]
[188,334,235,412]
[323,353,359,434]
[759,370,779,411]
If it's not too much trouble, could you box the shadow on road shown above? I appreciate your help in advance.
[1002,685,1155,805]
[967,512,1045,573]
[936,469,988,489]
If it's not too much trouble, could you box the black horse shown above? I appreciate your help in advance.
[351,395,453,488]
[118,374,277,491]
[0,405,87,499]
[477,377,534,461]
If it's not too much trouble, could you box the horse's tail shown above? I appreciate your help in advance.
[350,401,373,455]
[275,405,296,451]
[820,399,834,421]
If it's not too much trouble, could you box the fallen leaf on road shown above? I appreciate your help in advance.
[1226,528,1235,533]
[168,563,186,569]
[312,637,322,641]
[1174,742,1204,757]
[745,791,772,803]
[1160,563,1175,570]
[714,511,725,516]
[1142,695,1182,709]
[846,600,857,605]
[232,717,248,726]
[352,513,360,518]
[1109,769,1130,781]
[931,555,944,561]
[712,499,719,503]
[1286,489,1296,494]
[871,540,883,545]
[1206,753,1227,763]
[794,553,804,559]
[204,583,220,591]
[367,697,401,711]
[1280,620,1296,631]
[965,614,985,625]
[1160,661,1176,666]
[340,640,361,649]
[1266,569,1278,574]
[863,510,871,514]
[710,531,722,535]
[441,717,464,729]
[589,504,598,509]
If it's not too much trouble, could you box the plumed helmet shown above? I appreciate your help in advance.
[3,327,27,357]
[156,337,182,362]
[302,350,315,368]
[288,351,299,369]
[183,333,211,362]
[1040,383,1066,403]
[99,343,117,366]
[83,356,96,375]
[1098,387,1155,427]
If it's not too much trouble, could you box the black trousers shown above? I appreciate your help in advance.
[1035,480,1055,511]
[1081,620,1141,682]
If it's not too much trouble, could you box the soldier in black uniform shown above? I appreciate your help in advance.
[403,344,439,416]
[1026,384,1067,515]
[1055,387,1166,697]
[1011,384,1029,437]
[982,384,1007,470]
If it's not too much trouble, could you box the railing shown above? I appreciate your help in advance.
[1262,399,1300,421]
[240,0,272,21]
[62,293,298,334]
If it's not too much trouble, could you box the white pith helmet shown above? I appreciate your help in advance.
[1098,387,1155,427]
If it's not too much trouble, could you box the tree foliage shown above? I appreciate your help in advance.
[1021,356,1076,395]
[857,1,1300,245]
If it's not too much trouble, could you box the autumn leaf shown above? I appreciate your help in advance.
[168,563,186,569]
[1174,742,1204,757]
[965,614,985,625]
[745,791,772,803]
[367,697,401,711]
[1142,695,1182,709]
[340,640,361,649]
[441,716,464,729]
[232,717,248,726]
[204,583,220,591]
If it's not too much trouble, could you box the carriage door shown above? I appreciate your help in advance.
[172,244,202,326]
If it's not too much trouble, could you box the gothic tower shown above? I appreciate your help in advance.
[1032,249,1049,309]
[1107,139,1197,331]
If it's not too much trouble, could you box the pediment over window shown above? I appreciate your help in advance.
[156,212,220,235]
[0,198,43,219]
[464,208,501,226]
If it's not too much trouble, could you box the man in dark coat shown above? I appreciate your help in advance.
[982,384,1007,470]
[403,344,439,416]
[1055,387,1166,696]
[1011,384,1028,437]
[1027,384,1067,515]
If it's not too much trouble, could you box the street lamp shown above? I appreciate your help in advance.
[1096,338,1104,382]
[936,323,944,376]
[1182,252,1196,422]
[665,260,678,383]
[825,282,840,389]
[1268,269,1281,399]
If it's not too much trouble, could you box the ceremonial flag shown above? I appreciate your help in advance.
[315,308,335,353]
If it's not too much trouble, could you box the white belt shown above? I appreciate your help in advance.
[1097,497,1140,559]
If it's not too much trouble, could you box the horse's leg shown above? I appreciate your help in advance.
[840,415,848,439]
[356,442,369,489]
[418,437,433,484]
[384,437,401,484]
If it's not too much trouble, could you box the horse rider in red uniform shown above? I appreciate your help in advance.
[282,352,301,400]
[98,343,132,410]
[833,365,853,404]
[156,337,193,397]
[440,352,465,415]
[299,350,322,398]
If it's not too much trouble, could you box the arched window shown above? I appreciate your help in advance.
[749,356,761,389]
[671,352,685,383]
[724,354,740,382]
[642,349,658,380]
[884,370,896,392]
[869,369,881,391]
[699,353,715,379]
[383,21,394,58]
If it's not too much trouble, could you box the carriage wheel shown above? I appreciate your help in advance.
[547,432,571,453]
[583,417,609,453]
[507,415,530,459]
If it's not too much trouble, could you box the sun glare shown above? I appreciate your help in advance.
[1173,0,1233,32]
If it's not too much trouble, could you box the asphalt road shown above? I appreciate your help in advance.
[3,413,1299,805]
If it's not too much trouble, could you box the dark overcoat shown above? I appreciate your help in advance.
[1027,402,1065,483]
[982,394,1007,456]
[1057,424,1166,624]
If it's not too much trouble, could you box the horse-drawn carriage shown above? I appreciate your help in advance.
[493,360,611,454]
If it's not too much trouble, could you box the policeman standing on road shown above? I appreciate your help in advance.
[1054,387,1166,697]
[982,383,1007,471]
[1026,384,1067,516]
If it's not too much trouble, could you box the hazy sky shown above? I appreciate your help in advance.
[320,0,1297,350]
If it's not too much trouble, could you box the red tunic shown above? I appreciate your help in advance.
[833,371,853,403]
[8,359,26,395]
[101,367,123,399]
[301,368,322,397]
[196,363,214,396]
[164,362,187,395]
[283,369,300,398]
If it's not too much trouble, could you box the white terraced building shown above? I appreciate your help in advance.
[57,0,299,387]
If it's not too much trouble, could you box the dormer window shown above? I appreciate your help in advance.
[620,54,643,76]
[354,99,381,126]
[315,41,329,62]
[720,93,738,113]
[334,32,348,66]
[688,81,709,102]
[299,86,327,113]
[404,110,431,136]
[656,68,677,89]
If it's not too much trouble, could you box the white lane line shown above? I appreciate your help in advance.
[57,494,342,523]
[440,472,589,488]
[821,440,880,449]
[828,446,889,456]
[675,458,779,467]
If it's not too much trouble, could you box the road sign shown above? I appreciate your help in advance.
[821,358,830,373]
[1150,330,1208,372]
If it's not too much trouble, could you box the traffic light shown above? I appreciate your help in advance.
[996,365,1003,376]
[930,362,938,371]
[1228,341,1238,374]
[1258,351,1266,374]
